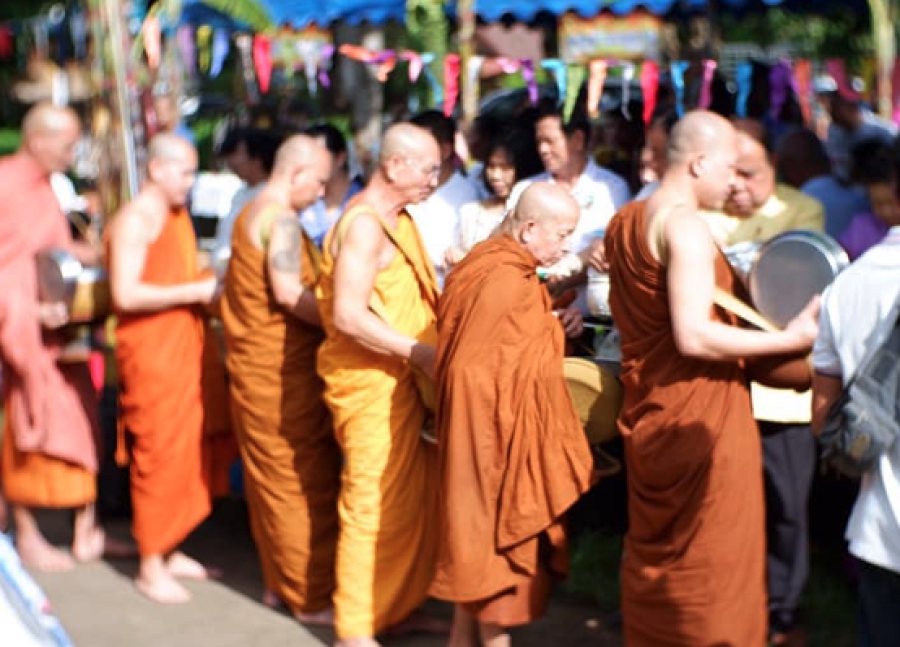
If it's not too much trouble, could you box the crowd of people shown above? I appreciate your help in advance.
[0,74,899,647]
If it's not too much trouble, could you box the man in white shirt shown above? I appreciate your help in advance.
[507,100,631,312]
[812,227,900,647]
[406,110,478,288]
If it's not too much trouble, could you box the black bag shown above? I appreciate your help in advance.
[819,309,900,478]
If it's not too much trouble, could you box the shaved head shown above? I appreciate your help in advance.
[504,182,580,267]
[21,102,81,174]
[22,102,79,139]
[667,110,736,168]
[270,134,333,210]
[148,132,195,163]
[380,123,439,164]
[511,182,579,226]
[272,134,327,175]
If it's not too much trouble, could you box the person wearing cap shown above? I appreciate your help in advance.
[431,181,592,647]
[816,77,897,183]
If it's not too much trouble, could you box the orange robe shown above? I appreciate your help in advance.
[605,202,767,647]
[316,206,440,639]
[430,235,593,626]
[114,206,211,556]
[0,152,98,509]
[221,203,340,614]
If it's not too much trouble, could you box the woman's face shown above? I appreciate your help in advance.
[867,181,900,226]
[484,147,517,200]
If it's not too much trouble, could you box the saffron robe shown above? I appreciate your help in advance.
[605,202,767,647]
[114,206,211,556]
[316,205,440,639]
[221,202,340,614]
[430,235,593,626]
[0,153,99,508]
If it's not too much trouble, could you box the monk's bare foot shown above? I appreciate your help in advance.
[72,527,137,562]
[136,571,192,604]
[166,551,222,580]
[295,606,334,627]
[17,534,74,573]
[381,611,451,636]
[334,639,381,647]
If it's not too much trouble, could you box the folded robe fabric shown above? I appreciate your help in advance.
[0,153,99,508]
[430,235,592,625]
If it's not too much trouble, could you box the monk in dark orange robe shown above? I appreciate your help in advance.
[0,103,118,570]
[432,183,593,647]
[603,111,819,647]
[221,135,341,622]
[317,123,445,646]
[108,134,220,604]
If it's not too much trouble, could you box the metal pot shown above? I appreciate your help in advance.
[724,230,848,328]
[36,247,110,324]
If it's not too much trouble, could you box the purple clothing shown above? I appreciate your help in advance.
[838,211,890,261]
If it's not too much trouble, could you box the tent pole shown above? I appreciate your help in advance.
[867,0,895,119]
[458,0,476,131]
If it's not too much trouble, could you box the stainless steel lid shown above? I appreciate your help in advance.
[36,247,83,306]
[749,230,848,327]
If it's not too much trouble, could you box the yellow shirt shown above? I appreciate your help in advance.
[703,183,824,424]
[702,183,824,246]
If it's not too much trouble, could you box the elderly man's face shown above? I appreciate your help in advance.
[725,132,775,217]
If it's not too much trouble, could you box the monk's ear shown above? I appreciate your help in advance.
[689,154,706,179]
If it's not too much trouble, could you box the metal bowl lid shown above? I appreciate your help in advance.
[749,230,848,327]
[35,247,82,306]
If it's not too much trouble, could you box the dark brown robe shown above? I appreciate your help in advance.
[605,201,767,647]
[430,235,593,626]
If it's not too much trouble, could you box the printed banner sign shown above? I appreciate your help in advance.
[559,12,661,64]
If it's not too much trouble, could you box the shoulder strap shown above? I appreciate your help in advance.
[712,288,780,333]
[257,202,291,249]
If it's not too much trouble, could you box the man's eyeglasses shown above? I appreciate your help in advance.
[402,157,441,179]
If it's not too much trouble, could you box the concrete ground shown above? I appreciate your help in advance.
[25,500,622,647]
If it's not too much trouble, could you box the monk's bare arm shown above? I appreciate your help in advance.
[266,213,321,327]
[811,371,843,436]
[332,214,430,364]
[666,210,818,360]
[109,208,215,313]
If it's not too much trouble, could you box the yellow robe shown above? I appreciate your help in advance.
[316,205,439,639]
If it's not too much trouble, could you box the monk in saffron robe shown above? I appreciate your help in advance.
[316,123,444,646]
[222,135,341,622]
[432,183,593,647]
[603,111,819,647]
[0,103,119,570]
[108,134,219,604]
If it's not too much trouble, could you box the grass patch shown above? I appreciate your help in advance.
[563,531,858,645]
[0,128,20,156]
[563,531,622,612]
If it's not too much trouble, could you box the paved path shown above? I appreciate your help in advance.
[27,502,621,647]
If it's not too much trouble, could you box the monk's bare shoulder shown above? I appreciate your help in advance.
[333,208,387,259]
[110,196,161,247]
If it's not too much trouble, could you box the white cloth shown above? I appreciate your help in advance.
[190,171,245,220]
[50,172,88,213]
[455,201,505,255]
[507,158,631,313]
[212,184,264,254]
[407,171,478,288]
[812,227,900,574]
